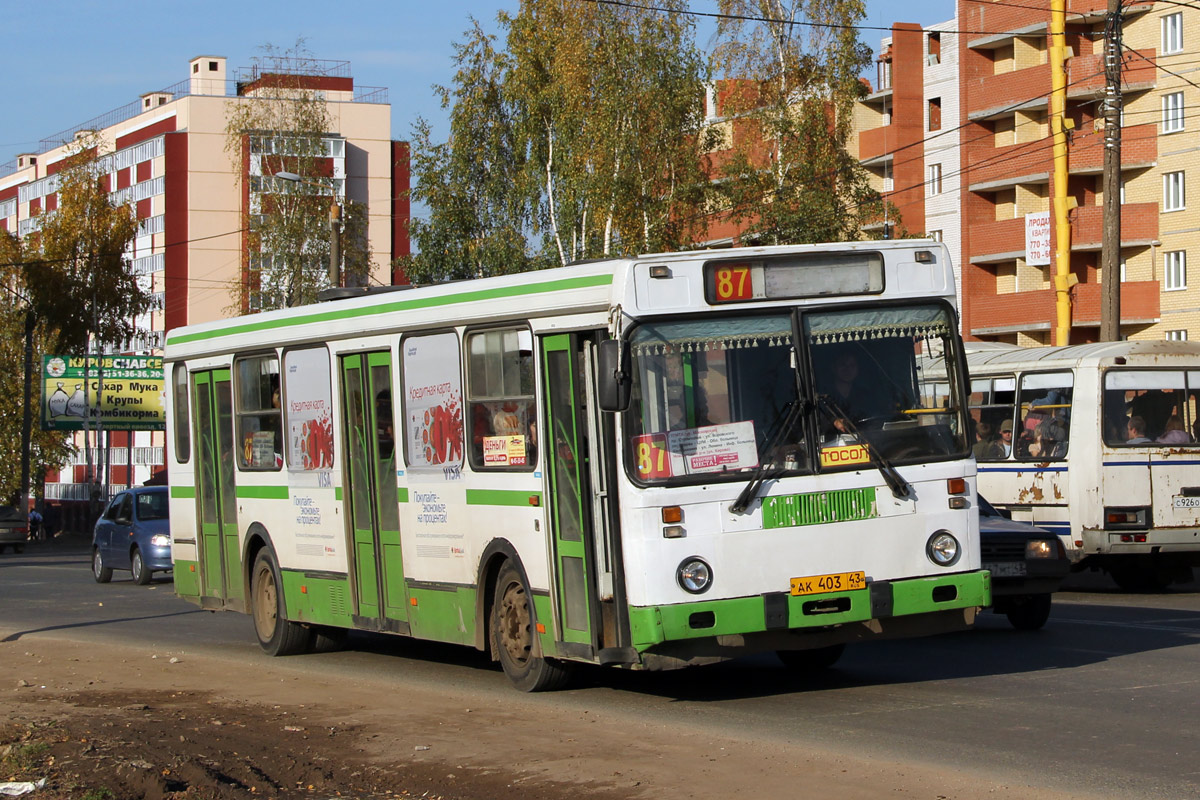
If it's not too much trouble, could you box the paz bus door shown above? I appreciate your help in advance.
[339,352,409,630]
[192,369,243,608]
[541,333,618,658]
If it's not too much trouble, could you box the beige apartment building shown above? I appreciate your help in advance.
[0,53,409,494]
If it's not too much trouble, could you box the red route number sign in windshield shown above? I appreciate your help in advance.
[710,265,753,303]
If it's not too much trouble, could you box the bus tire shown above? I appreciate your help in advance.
[92,547,112,583]
[776,644,845,672]
[251,547,313,657]
[1005,593,1052,630]
[490,562,570,692]
[311,625,349,653]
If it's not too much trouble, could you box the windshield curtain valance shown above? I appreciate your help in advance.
[805,306,951,345]
[631,316,794,357]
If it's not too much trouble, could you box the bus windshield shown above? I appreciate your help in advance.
[626,303,967,485]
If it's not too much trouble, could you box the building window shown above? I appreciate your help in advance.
[1165,250,1187,290]
[1120,179,1126,205]
[927,163,942,197]
[1163,91,1185,133]
[1164,171,1186,211]
[1162,12,1184,54]
[1167,329,1189,341]
[927,32,941,64]
[928,97,942,131]
[209,61,219,71]
[883,162,893,193]
[1120,257,1128,282]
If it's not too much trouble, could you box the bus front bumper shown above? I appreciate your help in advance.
[628,570,990,670]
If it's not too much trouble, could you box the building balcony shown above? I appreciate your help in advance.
[967,0,1125,49]
[969,203,1159,264]
[858,125,909,164]
[967,64,1050,120]
[1068,123,1157,175]
[1067,49,1157,98]
[969,280,1160,336]
[1071,202,1159,250]
[967,141,1050,192]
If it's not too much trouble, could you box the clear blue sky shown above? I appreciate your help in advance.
[1,1,954,165]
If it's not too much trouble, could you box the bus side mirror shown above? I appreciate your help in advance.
[597,339,631,412]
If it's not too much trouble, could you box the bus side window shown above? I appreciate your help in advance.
[466,328,537,470]
[173,364,190,463]
[969,376,1015,460]
[1016,372,1072,460]
[235,355,282,470]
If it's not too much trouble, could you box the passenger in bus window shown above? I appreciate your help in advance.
[972,420,1003,460]
[1028,419,1067,459]
[1157,414,1191,444]
[998,418,1014,457]
[1126,416,1151,444]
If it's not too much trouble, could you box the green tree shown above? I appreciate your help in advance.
[406,1,715,282]
[0,137,149,504]
[711,0,884,244]
[225,40,372,308]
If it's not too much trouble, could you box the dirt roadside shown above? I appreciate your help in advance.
[1,634,1098,800]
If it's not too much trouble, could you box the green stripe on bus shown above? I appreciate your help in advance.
[235,485,290,500]
[398,487,409,503]
[465,489,542,507]
[166,274,615,346]
[335,486,343,502]
[761,487,878,529]
[170,486,196,499]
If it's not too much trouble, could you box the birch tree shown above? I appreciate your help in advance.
[711,0,884,244]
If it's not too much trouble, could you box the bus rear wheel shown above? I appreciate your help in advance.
[491,562,570,692]
[251,547,313,656]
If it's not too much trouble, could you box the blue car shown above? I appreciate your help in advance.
[92,486,171,585]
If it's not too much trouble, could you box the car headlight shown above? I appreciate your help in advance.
[151,534,171,548]
[926,530,961,567]
[1026,539,1057,559]
[677,557,712,594]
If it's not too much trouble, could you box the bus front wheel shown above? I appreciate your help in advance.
[251,547,313,656]
[490,562,570,692]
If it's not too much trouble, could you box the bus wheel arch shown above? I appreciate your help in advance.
[242,524,274,602]
[474,539,522,654]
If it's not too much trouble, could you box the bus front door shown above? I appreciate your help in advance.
[192,369,242,608]
[339,352,409,630]
[541,334,603,656]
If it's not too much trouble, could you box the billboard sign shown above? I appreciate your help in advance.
[1025,211,1051,266]
[42,355,165,431]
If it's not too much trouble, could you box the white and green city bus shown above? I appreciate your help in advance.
[165,240,990,691]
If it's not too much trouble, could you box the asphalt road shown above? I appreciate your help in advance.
[3,536,1199,799]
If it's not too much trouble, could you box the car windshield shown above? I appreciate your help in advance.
[136,492,169,521]
[1103,369,1200,446]
[624,303,968,485]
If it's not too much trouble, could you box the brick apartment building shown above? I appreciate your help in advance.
[0,54,410,497]
[855,1,1199,344]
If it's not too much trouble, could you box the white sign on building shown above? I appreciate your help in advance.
[1025,211,1051,266]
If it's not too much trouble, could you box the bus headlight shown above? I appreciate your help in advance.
[925,530,961,567]
[677,557,712,594]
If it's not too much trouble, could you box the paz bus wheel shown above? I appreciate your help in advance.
[92,548,112,583]
[251,547,313,656]
[491,562,570,692]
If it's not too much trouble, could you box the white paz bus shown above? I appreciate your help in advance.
[165,240,989,691]
[967,340,1200,589]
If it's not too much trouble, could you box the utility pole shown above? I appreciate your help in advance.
[1100,0,1124,341]
[1050,0,1075,346]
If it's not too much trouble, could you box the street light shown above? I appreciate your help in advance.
[273,171,342,288]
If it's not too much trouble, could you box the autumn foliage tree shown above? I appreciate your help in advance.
[406,0,715,282]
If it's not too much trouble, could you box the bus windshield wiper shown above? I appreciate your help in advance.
[730,399,806,514]
[817,395,911,500]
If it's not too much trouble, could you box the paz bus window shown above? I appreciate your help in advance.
[235,355,282,470]
[1104,370,1197,446]
[466,328,537,470]
[1015,372,1072,459]
[968,376,1016,461]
